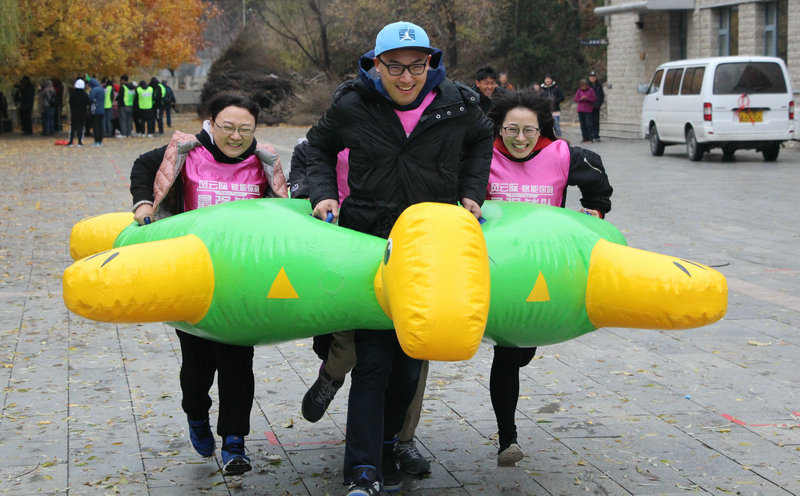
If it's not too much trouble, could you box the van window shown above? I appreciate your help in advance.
[663,68,684,95]
[647,69,664,94]
[713,62,787,94]
[680,67,705,95]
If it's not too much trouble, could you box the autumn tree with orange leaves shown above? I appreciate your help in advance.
[0,0,217,80]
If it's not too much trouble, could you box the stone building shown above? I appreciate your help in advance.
[594,0,798,138]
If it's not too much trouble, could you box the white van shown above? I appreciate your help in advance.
[640,56,794,161]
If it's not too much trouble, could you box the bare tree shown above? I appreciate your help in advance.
[251,0,333,75]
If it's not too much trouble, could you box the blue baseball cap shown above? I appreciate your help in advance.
[374,21,434,57]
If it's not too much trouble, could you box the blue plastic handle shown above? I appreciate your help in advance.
[325,212,334,223]
[143,217,152,225]
[478,216,487,224]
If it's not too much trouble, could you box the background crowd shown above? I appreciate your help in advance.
[1,69,604,142]
[1,74,177,145]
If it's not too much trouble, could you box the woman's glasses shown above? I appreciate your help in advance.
[213,120,255,137]
[502,126,540,138]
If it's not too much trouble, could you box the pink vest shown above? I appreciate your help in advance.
[487,140,571,206]
[181,146,268,211]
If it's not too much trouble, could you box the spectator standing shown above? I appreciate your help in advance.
[136,80,155,137]
[53,78,64,132]
[540,74,564,136]
[87,77,106,146]
[0,82,8,132]
[38,80,56,136]
[66,78,90,146]
[574,78,596,143]
[473,65,503,113]
[588,71,604,141]
[18,76,35,135]
[151,77,165,135]
[117,75,136,137]
[162,80,176,128]
[133,81,144,136]
[485,89,612,467]
[103,79,115,137]
[498,72,513,91]
[305,20,493,496]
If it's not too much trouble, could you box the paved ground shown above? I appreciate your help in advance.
[1,115,799,496]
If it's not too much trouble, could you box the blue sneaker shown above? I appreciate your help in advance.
[187,417,215,457]
[221,435,251,475]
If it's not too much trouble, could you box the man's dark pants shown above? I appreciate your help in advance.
[591,108,601,140]
[343,329,422,484]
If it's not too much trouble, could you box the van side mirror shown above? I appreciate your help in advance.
[637,84,648,94]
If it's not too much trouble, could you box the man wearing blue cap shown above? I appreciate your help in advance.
[305,20,493,496]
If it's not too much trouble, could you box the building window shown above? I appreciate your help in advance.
[765,2,777,55]
[670,12,687,60]
[718,7,739,56]
[764,0,788,61]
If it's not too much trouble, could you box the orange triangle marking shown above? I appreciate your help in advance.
[526,271,550,302]
[267,267,299,299]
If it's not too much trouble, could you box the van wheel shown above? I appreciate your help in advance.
[762,143,780,162]
[686,128,705,161]
[649,124,665,156]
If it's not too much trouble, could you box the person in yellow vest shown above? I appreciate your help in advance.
[116,75,136,137]
[136,80,155,137]
[150,77,166,135]
[103,79,115,137]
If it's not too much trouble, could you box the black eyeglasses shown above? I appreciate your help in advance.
[502,126,540,138]
[377,56,427,76]
[213,120,255,137]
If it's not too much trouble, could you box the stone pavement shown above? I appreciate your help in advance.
[1,116,799,496]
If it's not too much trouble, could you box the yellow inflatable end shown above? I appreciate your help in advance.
[586,239,727,330]
[63,234,214,324]
[378,203,490,361]
[69,212,135,261]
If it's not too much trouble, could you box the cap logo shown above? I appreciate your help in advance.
[399,28,415,41]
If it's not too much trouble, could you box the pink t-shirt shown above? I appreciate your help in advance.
[487,140,571,206]
[336,149,350,206]
[181,146,267,211]
[394,90,437,137]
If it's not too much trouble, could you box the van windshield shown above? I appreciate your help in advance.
[713,62,787,94]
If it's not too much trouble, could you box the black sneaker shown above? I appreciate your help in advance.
[346,465,380,496]
[221,435,251,475]
[301,368,344,422]
[394,439,430,476]
[382,443,403,492]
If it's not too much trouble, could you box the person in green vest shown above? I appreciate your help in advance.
[117,75,136,137]
[102,79,115,137]
[136,80,155,137]
[151,77,166,135]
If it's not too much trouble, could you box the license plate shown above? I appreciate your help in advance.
[739,110,763,123]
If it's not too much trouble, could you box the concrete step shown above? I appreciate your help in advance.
[600,121,641,140]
